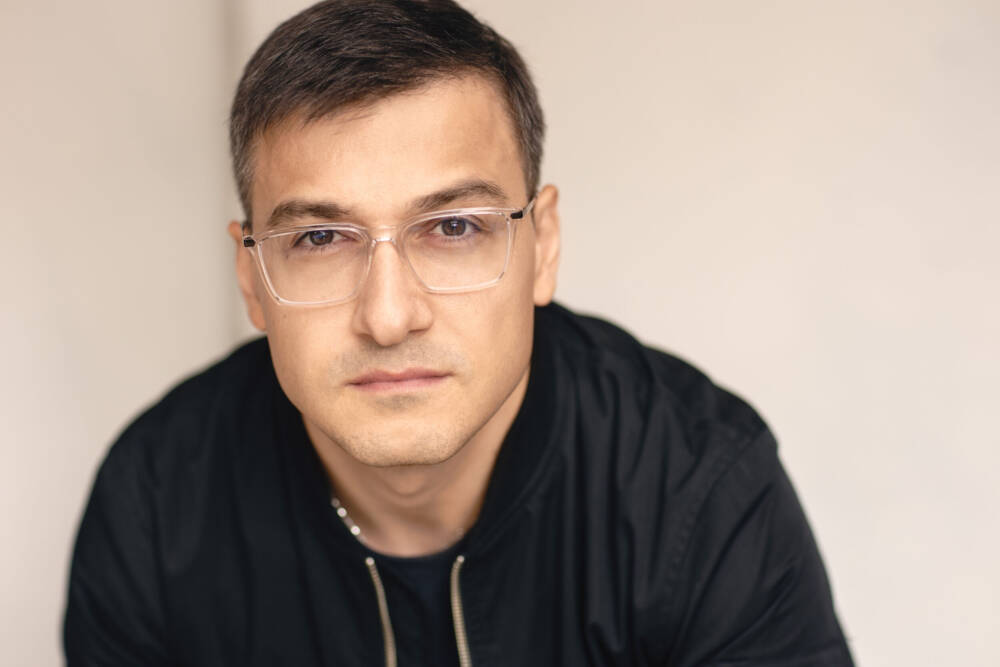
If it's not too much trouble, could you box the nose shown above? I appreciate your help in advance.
[350,237,433,347]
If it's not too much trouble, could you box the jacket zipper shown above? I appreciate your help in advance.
[450,554,473,667]
[364,553,473,667]
[364,557,397,667]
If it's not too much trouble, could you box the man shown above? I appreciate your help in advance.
[65,1,853,665]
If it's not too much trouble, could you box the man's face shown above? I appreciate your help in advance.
[231,75,560,467]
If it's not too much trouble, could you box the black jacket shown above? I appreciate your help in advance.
[65,303,853,666]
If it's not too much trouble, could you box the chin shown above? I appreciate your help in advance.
[338,428,467,468]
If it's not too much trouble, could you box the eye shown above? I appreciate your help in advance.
[408,214,494,246]
[304,229,335,245]
[290,228,342,248]
[436,216,473,237]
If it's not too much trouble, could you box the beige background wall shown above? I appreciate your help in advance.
[3,1,997,665]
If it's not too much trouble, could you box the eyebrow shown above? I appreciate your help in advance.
[263,178,510,229]
[265,200,352,229]
[411,179,508,213]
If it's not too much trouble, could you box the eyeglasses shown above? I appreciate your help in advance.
[242,198,535,306]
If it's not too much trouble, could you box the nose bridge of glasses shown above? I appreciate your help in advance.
[366,228,415,283]
[370,227,399,246]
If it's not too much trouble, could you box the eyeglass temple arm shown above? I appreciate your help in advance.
[511,196,537,220]
[241,220,257,248]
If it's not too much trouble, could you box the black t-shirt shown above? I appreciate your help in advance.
[368,540,464,667]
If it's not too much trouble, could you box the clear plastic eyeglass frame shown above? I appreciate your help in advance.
[241,197,535,306]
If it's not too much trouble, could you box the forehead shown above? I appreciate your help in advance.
[250,75,525,223]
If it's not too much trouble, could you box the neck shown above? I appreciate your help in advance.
[308,368,529,557]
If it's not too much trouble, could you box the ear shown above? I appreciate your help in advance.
[530,184,561,306]
[227,220,267,331]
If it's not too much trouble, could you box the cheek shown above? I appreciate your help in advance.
[463,263,536,382]
[264,306,352,401]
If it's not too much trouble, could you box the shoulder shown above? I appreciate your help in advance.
[536,302,785,551]
[536,302,768,457]
[139,336,272,428]
[95,337,276,492]
[536,305,850,662]
[536,301,784,580]
[67,338,279,661]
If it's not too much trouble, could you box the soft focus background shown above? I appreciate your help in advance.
[2,0,998,664]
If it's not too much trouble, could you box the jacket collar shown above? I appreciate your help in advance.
[462,304,565,554]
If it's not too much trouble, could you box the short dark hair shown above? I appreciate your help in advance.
[230,0,545,223]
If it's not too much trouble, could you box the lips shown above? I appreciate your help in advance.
[348,368,450,392]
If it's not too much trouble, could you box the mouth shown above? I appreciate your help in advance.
[347,368,451,393]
